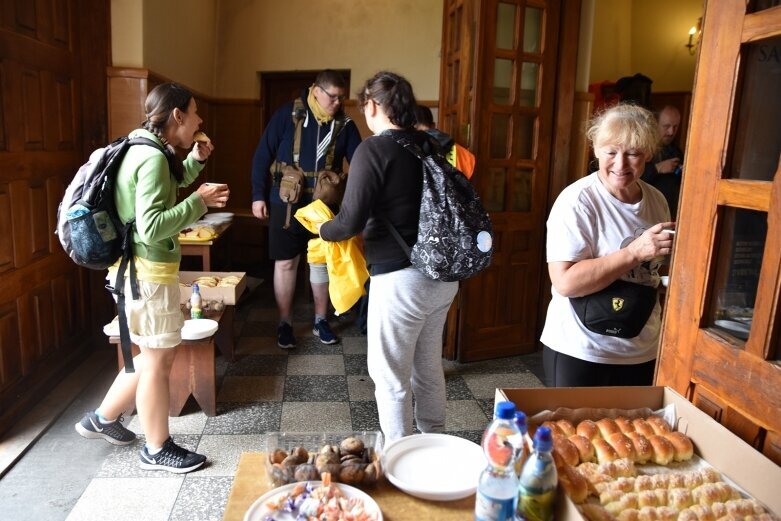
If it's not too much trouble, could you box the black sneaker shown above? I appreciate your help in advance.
[277,322,296,349]
[75,411,136,446]
[139,437,206,474]
[313,319,339,345]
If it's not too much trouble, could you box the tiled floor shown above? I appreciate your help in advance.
[0,276,544,521]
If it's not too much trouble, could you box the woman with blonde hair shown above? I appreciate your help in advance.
[541,103,675,387]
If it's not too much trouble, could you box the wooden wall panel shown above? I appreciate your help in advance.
[211,101,261,212]
[0,184,11,273]
[0,301,21,391]
[0,0,108,436]
[21,68,44,150]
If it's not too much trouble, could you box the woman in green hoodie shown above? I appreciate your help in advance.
[75,83,228,474]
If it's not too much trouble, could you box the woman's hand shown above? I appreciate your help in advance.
[197,183,229,208]
[192,140,214,162]
[626,222,676,262]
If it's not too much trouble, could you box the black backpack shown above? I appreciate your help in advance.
[56,136,165,372]
[380,130,493,282]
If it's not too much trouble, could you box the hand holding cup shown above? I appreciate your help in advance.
[198,182,229,208]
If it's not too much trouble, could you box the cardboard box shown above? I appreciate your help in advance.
[179,271,246,305]
[496,386,781,519]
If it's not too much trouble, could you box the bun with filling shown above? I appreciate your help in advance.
[193,131,211,144]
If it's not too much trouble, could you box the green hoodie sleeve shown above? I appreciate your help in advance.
[134,153,208,245]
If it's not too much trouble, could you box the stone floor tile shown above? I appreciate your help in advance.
[349,401,381,432]
[203,402,282,435]
[286,355,345,376]
[284,375,348,402]
[195,434,264,476]
[347,375,376,401]
[218,375,285,402]
[280,402,352,432]
[169,476,233,521]
[225,355,287,376]
[461,372,544,399]
[66,477,183,521]
[344,354,369,375]
[446,375,476,400]
[445,400,491,431]
[341,336,367,354]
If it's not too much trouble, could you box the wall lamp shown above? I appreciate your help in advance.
[686,17,702,56]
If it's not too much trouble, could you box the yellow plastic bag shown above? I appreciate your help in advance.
[295,200,369,315]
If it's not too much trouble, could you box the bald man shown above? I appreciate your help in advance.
[641,105,684,217]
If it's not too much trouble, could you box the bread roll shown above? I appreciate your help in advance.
[652,506,679,521]
[668,487,694,510]
[606,432,637,462]
[557,460,589,504]
[556,419,577,437]
[596,418,622,439]
[632,418,655,437]
[638,489,659,508]
[626,431,653,464]
[668,472,686,489]
[687,503,716,520]
[647,434,674,465]
[634,474,655,491]
[553,435,580,466]
[193,131,210,143]
[647,415,672,435]
[542,420,566,439]
[664,431,694,461]
[569,434,596,463]
[578,419,600,440]
[617,510,639,521]
[615,416,636,434]
[605,493,639,516]
[593,438,619,464]
[579,503,616,521]
[602,457,636,478]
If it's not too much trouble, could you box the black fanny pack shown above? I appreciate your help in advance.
[570,279,658,338]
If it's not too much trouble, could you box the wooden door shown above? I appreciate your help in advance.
[656,1,781,464]
[443,0,562,361]
[0,0,110,435]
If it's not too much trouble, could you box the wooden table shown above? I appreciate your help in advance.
[222,452,474,521]
[111,306,234,416]
[180,221,232,271]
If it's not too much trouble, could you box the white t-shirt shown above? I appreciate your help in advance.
[540,173,671,365]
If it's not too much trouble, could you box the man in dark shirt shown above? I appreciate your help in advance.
[641,105,684,217]
[251,70,362,349]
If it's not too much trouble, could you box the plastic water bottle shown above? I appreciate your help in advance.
[517,426,558,521]
[190,283,203,319]
[512,411,533,478]
[475,401,519,521]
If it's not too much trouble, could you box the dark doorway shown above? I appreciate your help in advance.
[258,70,351,131]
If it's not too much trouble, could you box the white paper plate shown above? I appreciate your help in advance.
[382,433,484,501]
[202,212,234,222]
[660,275,669,288]
[181,319,218,340]
[243,481,382,521]
[714,319,750,340]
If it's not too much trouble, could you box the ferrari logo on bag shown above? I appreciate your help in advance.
[612,297,625,312]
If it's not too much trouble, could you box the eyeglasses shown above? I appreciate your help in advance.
[318,85,346,103]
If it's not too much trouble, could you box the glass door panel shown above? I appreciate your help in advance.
[727,35,781,181]
[494,58,514,104]
[707,208,767,344]
[523,7,543,53]
[497,3,517,49]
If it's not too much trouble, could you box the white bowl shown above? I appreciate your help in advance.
[660,275,670,287]
[382,433,484,501]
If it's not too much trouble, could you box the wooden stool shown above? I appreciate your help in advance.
[111,306,232,416]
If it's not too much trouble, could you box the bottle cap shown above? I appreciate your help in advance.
[514,411,528,433]
[494,401,516,420]
[192,282,200,292]
[534,425,553,452]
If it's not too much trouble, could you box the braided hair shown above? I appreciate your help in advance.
[141,82,191,182]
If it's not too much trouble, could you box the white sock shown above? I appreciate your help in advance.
[146,444,162,455]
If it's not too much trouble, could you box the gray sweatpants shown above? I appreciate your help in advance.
[367,266,458,442]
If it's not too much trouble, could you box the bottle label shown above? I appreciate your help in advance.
[475,491,515,521]
[517,489,555,521]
